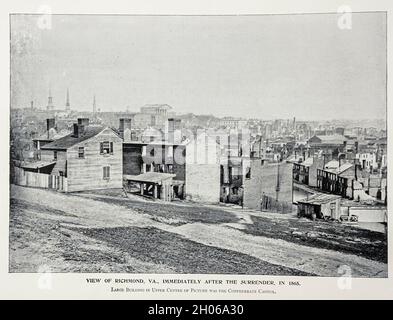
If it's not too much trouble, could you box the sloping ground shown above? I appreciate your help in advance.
[79,191,387,263]
[10,198,174,273]
[9,185,388,277]
[170,222,387,278]
[79,226,311,275]
[75,191,240,225]
[242,215,387,263]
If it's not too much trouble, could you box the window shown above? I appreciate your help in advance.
[103,166,110,180]
[53,151,57,160]
[100,141,113,154]
[78,147,85,158]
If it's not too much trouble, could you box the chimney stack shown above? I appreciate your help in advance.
[167,118,181,144]
[46,118,56,139]
[119,118,132,141]
[77,118,89,127]
[73,118,89,137]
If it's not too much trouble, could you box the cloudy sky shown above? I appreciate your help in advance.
[11,13,386,120]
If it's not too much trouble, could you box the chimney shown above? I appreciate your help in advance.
[167,118,179,144]
[119,118,132,141]
[119,118,131,134]
[73,118,89,138]
[77,118,89,127]
[73,123,80,137]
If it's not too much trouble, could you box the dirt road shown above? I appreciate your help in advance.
[9,185,387,277]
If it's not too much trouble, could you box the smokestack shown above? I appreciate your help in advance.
[46,118,55,139]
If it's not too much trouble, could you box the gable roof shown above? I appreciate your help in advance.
[40,125,109,150]
[33,129,72,142]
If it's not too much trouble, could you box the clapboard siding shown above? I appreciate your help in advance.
[66,128,123,192]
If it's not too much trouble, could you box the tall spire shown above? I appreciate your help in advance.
[65,88,70,111]
[47,86,53,111]
[93,95,96,114]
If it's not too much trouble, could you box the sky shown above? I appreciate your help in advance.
[10,13,386,120]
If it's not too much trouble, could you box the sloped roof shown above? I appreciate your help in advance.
[33,129,72,142]
[309,134,346,144]
[21,161,57,170]
[41,125,106,150]
[324,160,353,174]
[124,172,176,184]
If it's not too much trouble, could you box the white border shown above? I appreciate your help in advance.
[0,0,392,300]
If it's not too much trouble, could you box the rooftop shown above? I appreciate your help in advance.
[40,125,105,150]
[324,160,353,174]
[124,172,176,184]
[297,193,342,205]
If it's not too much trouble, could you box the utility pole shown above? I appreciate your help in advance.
[275,163,280,201]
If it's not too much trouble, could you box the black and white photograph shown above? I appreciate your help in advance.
[8,11,388,280]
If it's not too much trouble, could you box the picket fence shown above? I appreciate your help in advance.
[13,167,67,192]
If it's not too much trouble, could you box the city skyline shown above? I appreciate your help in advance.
[11,13,387,120]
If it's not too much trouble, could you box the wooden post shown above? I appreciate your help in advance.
[140,183,144,195]
[154,184,158,199]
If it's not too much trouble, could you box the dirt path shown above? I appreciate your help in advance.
[10,185,387,277]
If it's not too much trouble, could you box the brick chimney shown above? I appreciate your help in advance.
[167,118,181,144]
[73,118,89,138]
[119,118,132,140]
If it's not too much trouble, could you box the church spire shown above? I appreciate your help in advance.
[65,88,70,111]
[93,95,96,114]
[47,86,53,111]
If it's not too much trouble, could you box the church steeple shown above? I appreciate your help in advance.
[65,88,70,111]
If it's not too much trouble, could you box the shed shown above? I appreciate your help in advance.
[297,193,342,220]
[124,172,176,201]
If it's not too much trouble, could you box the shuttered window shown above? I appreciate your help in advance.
[103,166,110,180]
[100,141,112,154]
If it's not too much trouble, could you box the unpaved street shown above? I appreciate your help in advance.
[9,185,387,277]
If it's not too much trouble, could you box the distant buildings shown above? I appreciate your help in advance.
[10,99,387,218]
[219,117,248,130]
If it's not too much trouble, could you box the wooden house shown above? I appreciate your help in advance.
[38,118,123,192]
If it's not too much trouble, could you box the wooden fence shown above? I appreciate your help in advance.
[13,167,67,192]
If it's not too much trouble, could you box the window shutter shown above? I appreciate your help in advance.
[100,142,103,154]
[110,142,113,154]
